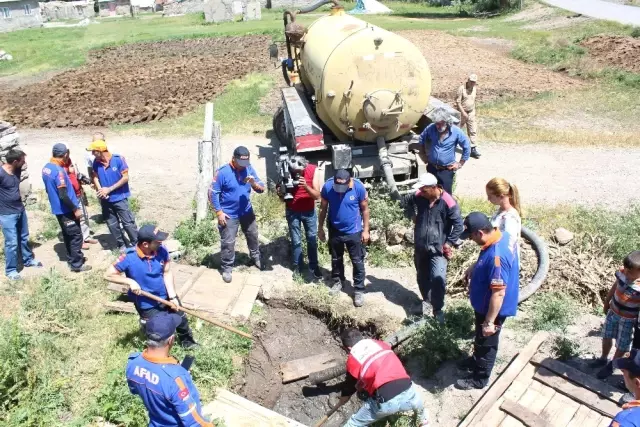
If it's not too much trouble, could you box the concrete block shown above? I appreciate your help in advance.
[204,0,233,23]
[243,0,261,21]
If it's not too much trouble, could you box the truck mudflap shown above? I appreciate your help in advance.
[281,87,325,153]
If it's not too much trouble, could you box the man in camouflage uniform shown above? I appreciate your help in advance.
[456,74,481,159]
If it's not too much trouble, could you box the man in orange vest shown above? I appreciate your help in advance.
[334,328,430,427]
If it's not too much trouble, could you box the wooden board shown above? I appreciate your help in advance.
[531,354,624,404]
[202,388,305,427]
[566,405,604,427]
[538,390,579,426]
[280,353,340,384]
[459,331,550,427]
[533,367,620,418]
[500,399,551,427]
[103,301,136,313]
[518,380,556,415]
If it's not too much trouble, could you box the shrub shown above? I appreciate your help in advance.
[174,212,219,264]
[631,27,640,38]
[530,292,576,332]
[129,195,141,214]
[552,336,580,361]
[0,319,31,413]
[92,369,148,426]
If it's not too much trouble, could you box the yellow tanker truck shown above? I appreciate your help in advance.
[272,0,455,198]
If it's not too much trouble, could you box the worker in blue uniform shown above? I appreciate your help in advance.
[126,313,214,427]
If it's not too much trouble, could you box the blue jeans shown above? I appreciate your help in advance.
[0,209,34,276]
[344,384,429,427]
[286,208,318,270]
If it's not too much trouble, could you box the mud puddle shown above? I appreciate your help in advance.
[233,304,363,427]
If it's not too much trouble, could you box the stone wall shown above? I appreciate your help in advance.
[0,0,42,32]
[0,121,31,201]
[40,1,94,21]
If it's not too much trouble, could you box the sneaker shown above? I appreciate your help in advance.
[470,147,481,159]
[434,310,445,324]
[354,291,365,307]
[330,279,343,294]
[590,357,609,369]
[310,267,322,280]
[222,271,232,283]
[6,272,21,281]
[457,356,476,372]
[23,260,43,268]
[71,265,92,273]
[597,361,614,380]
[455,377,487,390]
[181,339,200,350]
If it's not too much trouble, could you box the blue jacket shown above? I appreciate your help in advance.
[126,351,212,427]
[42,161,79,215]
[209,163,264,219]
[419,124,470,166]
[611,402,640,427]
[92,153,131,203]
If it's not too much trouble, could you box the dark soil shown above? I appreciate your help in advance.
[233,305,362,427]
[581,35,640,74]
[0,36,272,128]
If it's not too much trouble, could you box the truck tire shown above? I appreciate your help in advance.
[273,106,291,149]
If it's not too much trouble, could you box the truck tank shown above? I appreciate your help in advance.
[298,8,431,143]
[273,0,435,199]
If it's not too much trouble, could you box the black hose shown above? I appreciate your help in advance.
[281,61,291,87]
[297,0,339,14]
[308,226,549,385]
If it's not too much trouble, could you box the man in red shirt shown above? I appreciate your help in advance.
[278,155,322,279]
[59,145,98,249]
[333,328,430,426]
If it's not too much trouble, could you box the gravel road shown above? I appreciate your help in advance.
[19,129,640,231]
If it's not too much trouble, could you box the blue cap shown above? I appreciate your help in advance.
[146,313,182,341]
[333,169,351,193]
[614,349,640,376]
[138,224,169,242]
[461,212,493,239]
[52,143,69,157]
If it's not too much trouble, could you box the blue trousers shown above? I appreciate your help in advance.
[0,209,34,276]
[343,384,429,427]
[285,208,318,270]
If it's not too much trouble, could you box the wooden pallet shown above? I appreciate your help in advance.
[459,331,619,427]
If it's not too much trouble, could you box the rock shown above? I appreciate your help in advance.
[369,218,382,230]
[369,229,382,244]
[554,227,574,245]
[386,224,407,245]
[242,0,261,21]
[0,133,19,151]
[386,244,404,255]
[168,251,182,261]
[163,238,183,253]
[404,229,414,245]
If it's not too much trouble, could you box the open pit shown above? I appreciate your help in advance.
[232,304,367,427]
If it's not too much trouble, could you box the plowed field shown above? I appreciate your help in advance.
[0,36,271,128]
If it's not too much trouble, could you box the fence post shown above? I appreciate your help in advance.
[196,103,214,222]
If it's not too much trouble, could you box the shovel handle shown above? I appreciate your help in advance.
[136,289,253,340]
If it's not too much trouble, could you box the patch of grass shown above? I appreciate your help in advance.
[552,335,580,361]
[113,72,276,137]
[173,211,218,265]
[252,191,287,240]
[37,214,60,241]
[401,301,474,377]
[0,318,30,414]
[529,292,577,332]
[129,195,141,214]
[372,413,416,427]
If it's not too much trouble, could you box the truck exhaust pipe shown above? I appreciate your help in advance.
[376,136,400,201]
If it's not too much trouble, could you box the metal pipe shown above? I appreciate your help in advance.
[394,178,418,187]
[376,136,400,201]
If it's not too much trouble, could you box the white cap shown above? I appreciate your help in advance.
[469,73,478,82]
[412,173,438,190]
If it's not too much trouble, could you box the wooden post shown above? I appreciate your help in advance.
[196,103,214,222]
[212,120,221,177]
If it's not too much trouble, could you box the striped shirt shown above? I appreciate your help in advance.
[611,271,640,319]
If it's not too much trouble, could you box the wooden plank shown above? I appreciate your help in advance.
[504,363,537,402]
[177,265,206,299]
[459,332,550,427]
[229,274,261,319]
[518,380,556,415]
[538,391,579,426]
[103,301,136,314]
[499,415,526,427]
[566,405,604,427]
[202,388,305,427]
[500,399,551,427]
[597,418,613,427]
[531,354,623,404]
[534,367,620,418]
[478,397,508,427]
[280,353,340,384]
[107,283,128,294]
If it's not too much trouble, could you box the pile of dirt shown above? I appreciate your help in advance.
[0,36,272,128]
[400,30,585,103]
[581,35,640,74]
[234,305,362,427]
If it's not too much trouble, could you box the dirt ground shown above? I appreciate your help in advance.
[399,30,585,103]
[0,36,272,128]
[233,305,361,427]
[503,1,594,30]
[581,35,640,74]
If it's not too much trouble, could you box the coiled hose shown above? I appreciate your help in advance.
[308,226,550,385]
